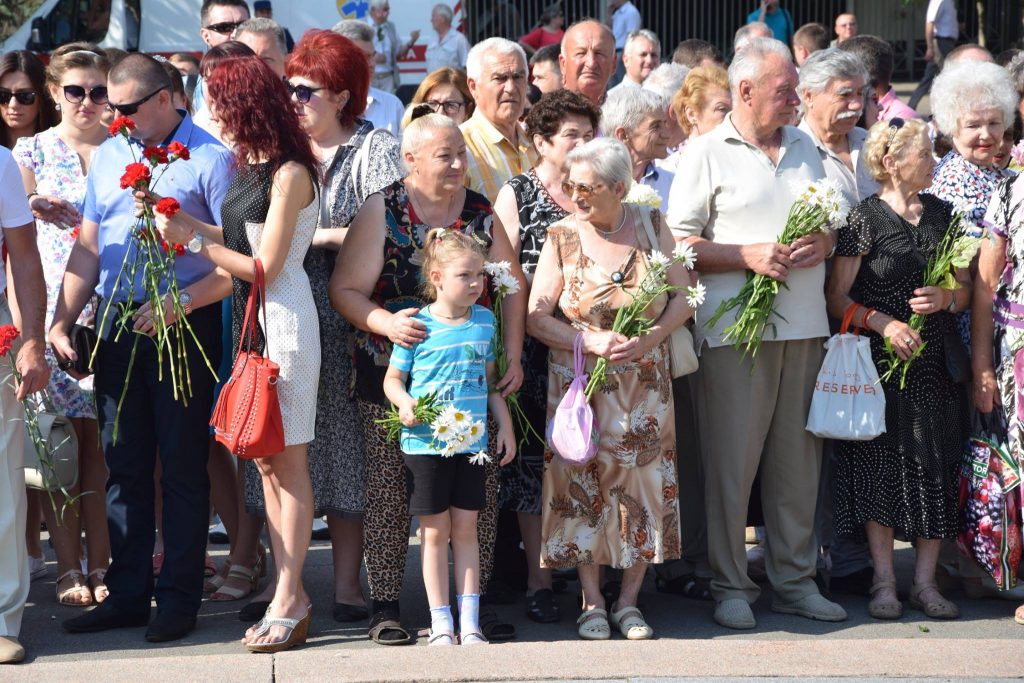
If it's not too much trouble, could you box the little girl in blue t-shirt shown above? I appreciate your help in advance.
[383,228,516,645]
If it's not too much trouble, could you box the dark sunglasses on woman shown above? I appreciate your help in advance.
[62,84,108,105]
[0,89,37,106]
[285,82,322,104]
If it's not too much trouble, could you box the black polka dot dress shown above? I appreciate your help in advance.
[833,194,968,542]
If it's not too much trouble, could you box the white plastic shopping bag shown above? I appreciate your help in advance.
[806,312,886,440]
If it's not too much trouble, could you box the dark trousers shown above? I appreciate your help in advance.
[95,302,222,618]
[909,37,956,110]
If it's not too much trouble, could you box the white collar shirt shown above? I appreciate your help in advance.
[365,87,404,138]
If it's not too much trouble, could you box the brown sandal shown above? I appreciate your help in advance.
[909,581,959,619]
[867,579,902,620]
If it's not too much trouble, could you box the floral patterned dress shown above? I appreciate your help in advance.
[539,208,680,569]
[12,128,96,418]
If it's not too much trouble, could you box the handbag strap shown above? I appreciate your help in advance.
[573,332,585,377]
[840,303,861,336]
[236,259,270,358]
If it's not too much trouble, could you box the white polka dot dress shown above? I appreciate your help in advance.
[833,194,968,541]
[222,162,321,446]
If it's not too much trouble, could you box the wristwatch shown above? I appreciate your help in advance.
[187,231,203,254]
[178,290,194,316]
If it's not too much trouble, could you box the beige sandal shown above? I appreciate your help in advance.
[211,564,259,601]
[610,603,654,640]
[909,581,959,619]
[576,607,610,640]
[87,568,109,604]
[56,570,93,606]
[867,579,902,620]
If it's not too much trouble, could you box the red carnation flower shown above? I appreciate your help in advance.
[70,226,80,240]
[155,197,181,218]
[142,145,168,166]
[0,324,20,357]
[160,240,170,253]
[174,243,186,256]
[119,162,151,190]
[108,116,136,137]
[167,141,190,161]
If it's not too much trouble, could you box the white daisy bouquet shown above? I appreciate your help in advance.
[484,260,543,448]
[706,177,849,362]
[623,182,663,210]
[584,242,705,399]
[375,395,491,465]
[880,211,980,388]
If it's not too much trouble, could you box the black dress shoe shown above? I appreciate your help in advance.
[145,611,197,642]
[63,602,149,633]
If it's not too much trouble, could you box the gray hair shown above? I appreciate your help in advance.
[565,138,633,188]
[1006,50,1024,97]
[232,17,287,55]
[401,112,461,167]
[930,61,1019,136]
[368,0,389,10]
[602,86,666,135]
[797,47,869,104]
[624,29,661,56]
[728,37,793,97]
[466,37,527,82]
[432,3,453,25]
[332,19,374,44]
[642,63,689,100]
[734,22,772,53]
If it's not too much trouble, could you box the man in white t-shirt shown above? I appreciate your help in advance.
[0,147,51,665]
[424,3,470,74]
[909,0,958,110]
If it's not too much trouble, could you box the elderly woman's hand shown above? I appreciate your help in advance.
[973,368,999,413]
[496,358,523,397]
[583,329,636,361]
[387,308,428,348]
[879,317,923,361]
[908,286,949,316]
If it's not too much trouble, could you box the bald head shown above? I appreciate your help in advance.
[945,43,995,65]
[560,19,615,105]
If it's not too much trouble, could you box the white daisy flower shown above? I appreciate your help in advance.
[432,422,452,441]
[450,408,469,426]
[468,451,492,466]
[649,249,671,271]
[484,261,512,278]
[686,282,707,309]
[672,243,697,270]
[622,182,663,209]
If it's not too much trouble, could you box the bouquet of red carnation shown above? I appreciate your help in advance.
[95,117,215,442]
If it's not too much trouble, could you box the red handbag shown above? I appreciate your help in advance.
[210,259,285,459]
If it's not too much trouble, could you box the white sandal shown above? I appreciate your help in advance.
[576,607,610,640]
[428,630,455,646]
[610,603,654,640]
[56,570,93,606]
[245,608,311,653]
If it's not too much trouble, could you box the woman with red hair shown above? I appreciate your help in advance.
[145,54,321,653]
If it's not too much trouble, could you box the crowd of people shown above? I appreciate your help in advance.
[1,0,1023,665]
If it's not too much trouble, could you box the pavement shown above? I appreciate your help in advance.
[7,530,1024,682]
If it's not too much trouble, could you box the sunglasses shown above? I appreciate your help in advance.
[107,85,167,116]
[286,82,322,104]
[62,84,108,104]
[885,117,905,149]
[561,180,603,199]
[424,100,464,115]
[0,89,37,106]
[204,20,242,35]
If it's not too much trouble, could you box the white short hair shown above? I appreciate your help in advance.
[930,61,1019,136]
[624,29,661,56]
[797,47,869,104]
[602,87,666,135]
[401,113,460,167]
[432,3,453,24]
[466,37,527,82]
[642,63,689,101]
[332,19,374,44]
[566,138,633,188]
[369,0,388,10]
[728,37,793,97]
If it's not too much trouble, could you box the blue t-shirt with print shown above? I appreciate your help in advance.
[389,304,495,455]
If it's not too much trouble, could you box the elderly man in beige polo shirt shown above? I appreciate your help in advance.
[666,37,848,631]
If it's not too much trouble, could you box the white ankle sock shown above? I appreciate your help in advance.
[456,593,480,636]
[429,605,454,635]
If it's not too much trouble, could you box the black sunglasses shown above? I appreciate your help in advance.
[0,89,37,106]
[204,20,243,35]
[107,85,167,116]
[62,84,108,104]
[285,82,322,104]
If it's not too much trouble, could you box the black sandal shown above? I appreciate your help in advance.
[525,588,561,623]
[479,605,516,641]
[655,574,713,601]
[368,610,412,645]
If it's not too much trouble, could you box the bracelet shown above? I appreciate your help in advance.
[864,307,878,328]
[826,230,838,259]
[946,289,957,312]
[26,191,38,202]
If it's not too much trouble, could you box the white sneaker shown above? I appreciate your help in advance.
[28,555,47,581]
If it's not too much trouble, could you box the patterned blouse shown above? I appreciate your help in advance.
[924,150,1006,236]
[352,180,495,405]
[507,168,569,283]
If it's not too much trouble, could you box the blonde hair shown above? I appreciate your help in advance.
[401,67,474,129]
[863,118,930,182]
[420,228,488,300]
[672,65,729,135]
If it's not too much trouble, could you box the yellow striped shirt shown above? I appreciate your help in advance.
[460,111,538,203]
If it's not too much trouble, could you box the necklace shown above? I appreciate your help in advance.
[430,304,470,320]
[594,208,627,239]
[407,182,457,230]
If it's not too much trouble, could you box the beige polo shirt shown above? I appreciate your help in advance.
[666,113,830,351]
[798,120,878,207]
[460,110,538,203]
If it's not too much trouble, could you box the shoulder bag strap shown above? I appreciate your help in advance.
[636,204,658,252]
[254,259,270,358]
[351,128,386,202]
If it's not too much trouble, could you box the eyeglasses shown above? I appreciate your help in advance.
[561,180,603,199]
[885,117,905,149]
[204,21,243,35]
[285,82,322,104]
[107,85,167,116]
[424,100,464,115]
[62,84,108,104]
[0,89,36,106]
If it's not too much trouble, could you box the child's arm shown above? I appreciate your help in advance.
[383,365,419,426]
[486,359,516,465]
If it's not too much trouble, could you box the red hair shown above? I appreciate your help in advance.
[207,55,320,184]
[285,29,369,128]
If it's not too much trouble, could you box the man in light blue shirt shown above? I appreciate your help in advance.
[50,54,234,644]
[746,1,794,46]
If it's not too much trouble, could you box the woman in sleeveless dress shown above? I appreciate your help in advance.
[527,139,691,640]
[149,55,321,653]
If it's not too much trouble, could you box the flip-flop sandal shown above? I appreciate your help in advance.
[610,604,654,640]
[480,606,516,641]
[526,588,561,623]
[368,611,412,646]
[576,607,610,640]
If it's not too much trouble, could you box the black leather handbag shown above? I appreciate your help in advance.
[68,324,97,375]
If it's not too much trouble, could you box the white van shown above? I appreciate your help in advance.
[1,0,447,86]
